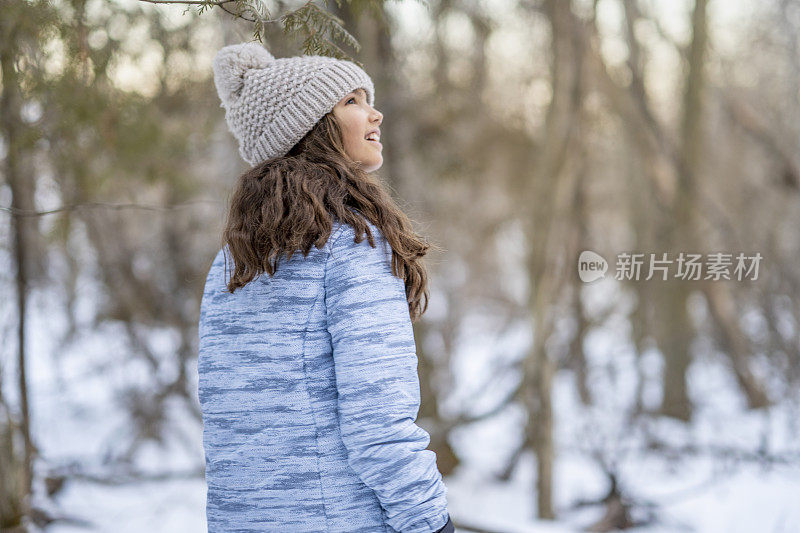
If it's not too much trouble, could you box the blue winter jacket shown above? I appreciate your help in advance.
[197,219,451,532]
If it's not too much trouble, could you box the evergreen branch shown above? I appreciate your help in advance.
[138,0,281,23]
[324,7,360,52]
[139,0,231,6]
[140,0,369,60]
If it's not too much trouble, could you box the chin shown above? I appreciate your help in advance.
[362,158,383,173]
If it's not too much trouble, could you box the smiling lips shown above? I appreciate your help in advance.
[365,130,381,149]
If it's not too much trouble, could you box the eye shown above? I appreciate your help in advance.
[346,97,356,104]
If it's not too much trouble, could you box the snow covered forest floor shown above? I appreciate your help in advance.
[13,284,799,533]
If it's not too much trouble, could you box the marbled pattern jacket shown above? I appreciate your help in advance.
[198,219,451,532]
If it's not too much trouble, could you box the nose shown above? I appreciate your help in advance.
[371,108,383,125]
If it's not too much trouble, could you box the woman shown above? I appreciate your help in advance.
[198,42,454,533]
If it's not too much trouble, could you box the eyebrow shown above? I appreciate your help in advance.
[350,88,366,98]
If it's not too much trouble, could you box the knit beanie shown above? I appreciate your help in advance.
[212,42,375,166]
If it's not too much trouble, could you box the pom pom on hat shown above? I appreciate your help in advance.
[213,42,275,107]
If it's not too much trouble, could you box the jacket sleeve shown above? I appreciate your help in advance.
[324,222,450,533]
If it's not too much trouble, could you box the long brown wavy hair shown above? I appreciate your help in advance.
[221,111,433,322]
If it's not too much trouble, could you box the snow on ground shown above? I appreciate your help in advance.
[10,283,800,532]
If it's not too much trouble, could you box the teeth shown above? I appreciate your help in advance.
[366,133,380,142]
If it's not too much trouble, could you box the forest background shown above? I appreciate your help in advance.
[2,0,800,531]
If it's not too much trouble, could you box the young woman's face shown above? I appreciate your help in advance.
[332,88,383,173]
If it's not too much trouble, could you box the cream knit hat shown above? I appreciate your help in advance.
[212,42,375,166]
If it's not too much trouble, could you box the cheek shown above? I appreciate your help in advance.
[343,123,363,149]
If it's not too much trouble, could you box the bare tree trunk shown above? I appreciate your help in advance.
[654,280,693,420]
[1,11,35,528]
[414,319,459,476]
[703,282,770,408]
[655,0,707,421]
[565,149,591,406]
[519,0,585,519]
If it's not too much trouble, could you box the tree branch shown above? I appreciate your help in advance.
[0,199,222,217]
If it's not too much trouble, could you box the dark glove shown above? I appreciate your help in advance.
[434,514,454,533]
